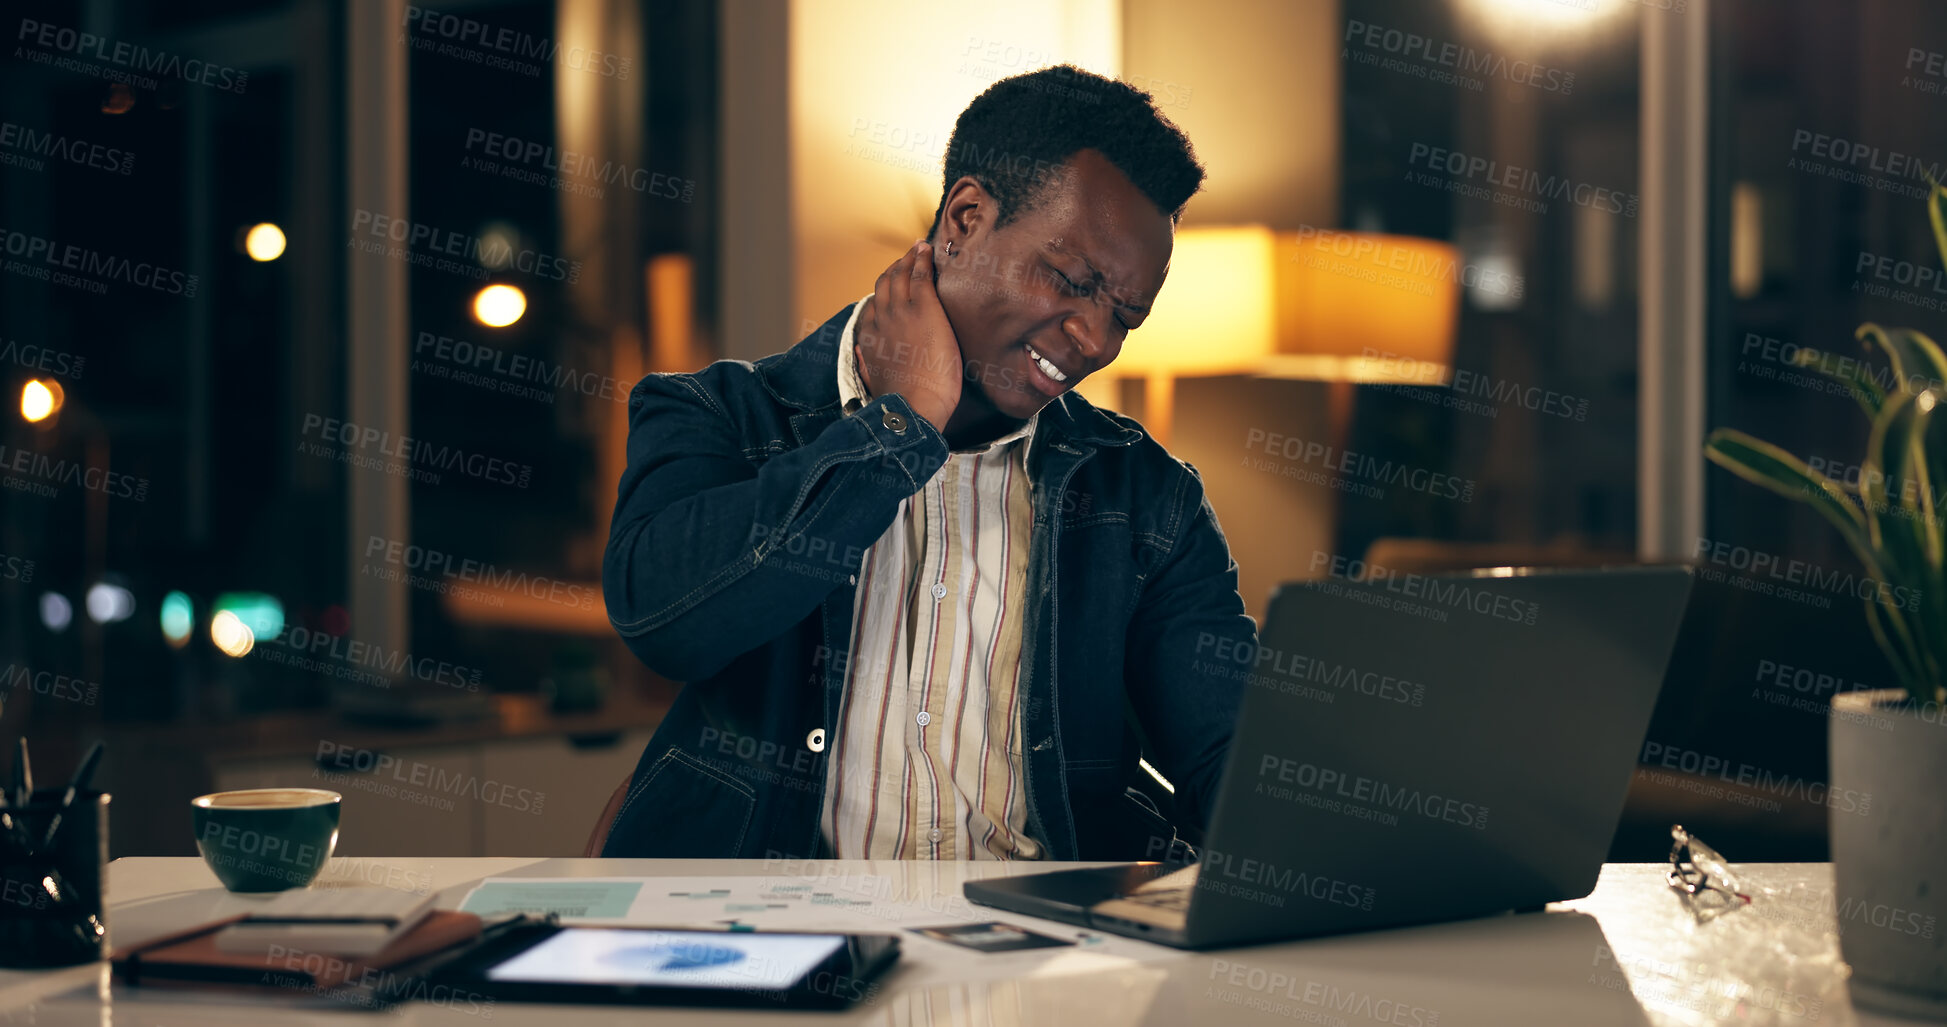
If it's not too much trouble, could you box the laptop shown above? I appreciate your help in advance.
[965,566,1693,949]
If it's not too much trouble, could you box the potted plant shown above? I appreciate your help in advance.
[1703,184,1947,1018]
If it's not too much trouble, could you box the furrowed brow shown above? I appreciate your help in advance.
[1058,243,1149,313]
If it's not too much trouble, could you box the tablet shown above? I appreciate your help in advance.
[428,924,901,1009]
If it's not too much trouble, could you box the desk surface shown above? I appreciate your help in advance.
[0,858,1917,1026]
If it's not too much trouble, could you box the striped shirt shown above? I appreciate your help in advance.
[820,296,1043,860]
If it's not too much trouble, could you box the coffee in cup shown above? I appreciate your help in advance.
[190,788,342,892]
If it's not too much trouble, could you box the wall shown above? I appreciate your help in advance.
[788,0,1121,333]
[1126,0,1346,619]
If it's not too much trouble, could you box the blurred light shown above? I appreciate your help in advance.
[85,582,136,624]
[21,379,63,422]
[477,222,520,270]
[161,591,194,648]
[1731,182,1763,300]
[321,605,350,636]
[101,83,135,114]
[473,284,527,327]
[210,611,255,657]
[1573,202,1616,311]
[1462,0,1619,27]
[39,593,72,632]
[244,223,287,262]
[1468,249,1523,312]
[213,592,284,640]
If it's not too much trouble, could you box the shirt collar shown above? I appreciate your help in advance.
[836,294,1038,458]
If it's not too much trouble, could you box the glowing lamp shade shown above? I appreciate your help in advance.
[244,223,287,262]
[1265,230,1460,384]
[1111,226,1282,443]
[210,611,255,657]
[21,379,63,423]
[1116,225,1280,378]
[473,284,527,327]
[160,591,194,648]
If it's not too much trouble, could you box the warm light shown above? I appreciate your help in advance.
[1731,182,1763,300]
[39,593,72,633]
[1111,226,1283,445]
[1458,0,1626,37]
[210,610,256,657]
[244,223,287,262]
[85,582,136,624]
[1117,226,1281,378]
[476,222,520,270]
[20,379,62,422]
[473,284,527,327]
[1265,230,1461,383]
[161,591,194,648]
[101,84,135,115]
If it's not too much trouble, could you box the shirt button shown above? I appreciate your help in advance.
[930,583,948,600]
[806,728,826,753]
[928,828,943,843]
[848,574,857,585]
[882,409,907,434]
[915,711,931,727]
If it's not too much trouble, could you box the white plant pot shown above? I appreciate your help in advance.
[1829,688,1947,1019]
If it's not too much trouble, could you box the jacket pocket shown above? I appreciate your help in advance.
[613,747,756,857]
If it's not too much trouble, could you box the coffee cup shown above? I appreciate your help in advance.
[190,788,341,892]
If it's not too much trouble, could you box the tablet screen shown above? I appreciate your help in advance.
[485,929,846,990]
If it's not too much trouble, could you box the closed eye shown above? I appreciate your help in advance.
[1049,264,1093,298]
[1049,260,1135,329]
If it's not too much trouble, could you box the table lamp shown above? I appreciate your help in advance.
[1264,229,1461,386]
[1265,228,1461,453]
[1107,225,1281,445]
[1101,225,1460,445]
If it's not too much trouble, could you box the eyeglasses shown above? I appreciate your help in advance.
[1667,824,1751,918]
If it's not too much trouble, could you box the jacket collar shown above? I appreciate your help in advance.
[757,302,1143,449]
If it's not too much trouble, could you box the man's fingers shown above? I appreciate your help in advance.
[873,260,895,325]
[910,242,932,286]
[888,241,919,306]
[910,243,942,309]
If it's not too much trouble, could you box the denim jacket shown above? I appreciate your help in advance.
[600,303,1256,861]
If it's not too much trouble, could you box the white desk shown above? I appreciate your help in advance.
[0,858,1920,1026]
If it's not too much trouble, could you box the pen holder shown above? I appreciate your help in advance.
[0,788,109,968]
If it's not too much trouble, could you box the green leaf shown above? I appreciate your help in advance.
[1863,391,1942,686]
[1930,178,1947,276]
[1858,323,1947,395]
[1703,429,1872,557]
[1865,595,1928,699]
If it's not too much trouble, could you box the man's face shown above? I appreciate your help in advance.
[933,148,1176,421]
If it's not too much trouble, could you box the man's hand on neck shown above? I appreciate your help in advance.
[855,242,963,431]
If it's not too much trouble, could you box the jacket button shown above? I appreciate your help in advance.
[807,728,826,753]
[882,409,907,434]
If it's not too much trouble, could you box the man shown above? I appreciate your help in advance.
[600,64,1258,862]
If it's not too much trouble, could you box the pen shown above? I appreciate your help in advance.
[41,741,104,850]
